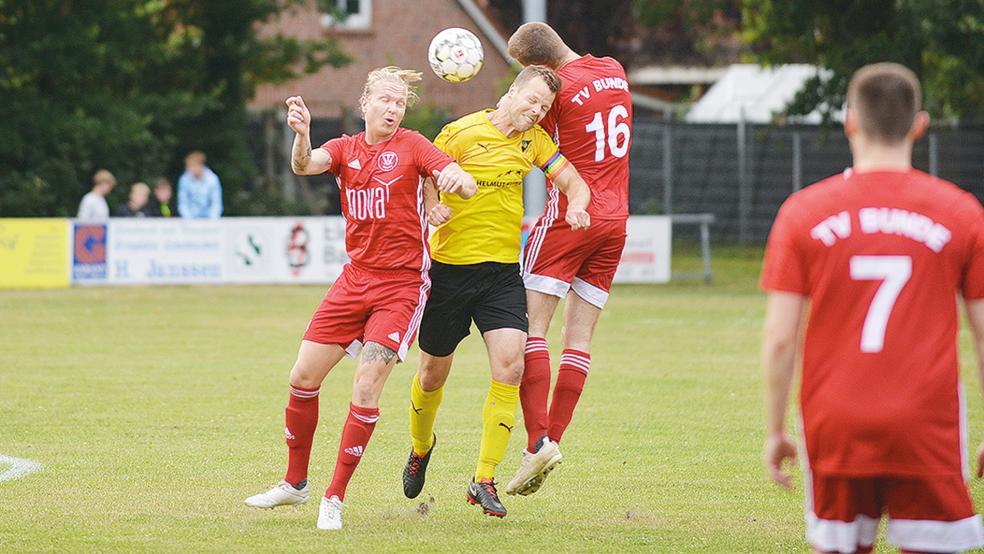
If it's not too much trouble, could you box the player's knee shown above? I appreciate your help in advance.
[289,362,322,389]
[492,356,524,385]
[352,369,385,405]
[561,324,592,351]
[417,367,448,391]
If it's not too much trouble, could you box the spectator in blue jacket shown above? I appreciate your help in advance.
[177,150,223,218]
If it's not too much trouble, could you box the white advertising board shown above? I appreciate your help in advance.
[108,219,224,285]
[60,215,670,286]
[613,216,672,284]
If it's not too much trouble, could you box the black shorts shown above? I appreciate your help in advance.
[418,261,528,357]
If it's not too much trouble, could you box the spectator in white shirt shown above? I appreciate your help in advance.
[77,169,116,221]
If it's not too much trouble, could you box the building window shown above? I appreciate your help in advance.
[321,0,372,31]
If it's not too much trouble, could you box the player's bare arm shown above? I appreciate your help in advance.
[423,178,452,226]
[433,163,476,199]
[286,96,332,175]
[762,291,804,489]
[965,298,984,478]
[550,163,591,230]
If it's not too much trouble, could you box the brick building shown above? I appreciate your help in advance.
[251,0,514,121]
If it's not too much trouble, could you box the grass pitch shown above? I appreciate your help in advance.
[1,246,982,552]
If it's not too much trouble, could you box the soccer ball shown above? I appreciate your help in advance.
[428,28,484,83]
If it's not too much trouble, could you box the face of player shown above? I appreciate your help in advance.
[506,76,555,133]
[361,79,408,143]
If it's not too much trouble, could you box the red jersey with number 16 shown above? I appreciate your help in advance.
[540,55,632,220]
[761,168,984,478]
[321,128,453,272]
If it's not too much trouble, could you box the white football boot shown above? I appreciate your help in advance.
[317,495,344,530]
[504,438,563,496]
[244,481,310,509]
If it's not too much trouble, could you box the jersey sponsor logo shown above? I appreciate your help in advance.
[347,158,362,170]
[378,151,399,172]
[344,445,364,457]
[346,176,399,221]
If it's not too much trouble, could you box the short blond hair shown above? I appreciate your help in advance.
[513,65,562,94]
[362,66,423,107]
[507,22,569,68]
[848,63,922,144]
[93,169,116,187]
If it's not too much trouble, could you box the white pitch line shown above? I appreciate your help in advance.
[0,455,43,482]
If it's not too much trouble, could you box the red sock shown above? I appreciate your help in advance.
[325,403,379,501]
[547,349,590,444]
[284,385,319,486]
[520,337,551,452]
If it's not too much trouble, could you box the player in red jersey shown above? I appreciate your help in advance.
[762,63,984,553]
[503,22,632,495]
[244,67,476,530]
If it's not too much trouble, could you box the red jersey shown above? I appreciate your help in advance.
[540,55,632,220]
[761,168,984,477]
[321,128,453,272]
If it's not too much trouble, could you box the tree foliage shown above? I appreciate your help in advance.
[742,0,984,121]
[0,0,349,216]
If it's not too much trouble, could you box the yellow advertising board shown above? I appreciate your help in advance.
[0,219,70,288]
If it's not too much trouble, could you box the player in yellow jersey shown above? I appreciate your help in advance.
[401,66,591,518]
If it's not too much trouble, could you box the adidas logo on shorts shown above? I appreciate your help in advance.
[344,445,364,457]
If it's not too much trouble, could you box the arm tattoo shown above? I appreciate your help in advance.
[291,151,311,173]
[361,342,397,365]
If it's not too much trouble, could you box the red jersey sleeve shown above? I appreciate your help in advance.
[760,197,810,295]
[961,194,984,299]
[540,105,558,138]
[409,132,453,177]
[319,137,346,175]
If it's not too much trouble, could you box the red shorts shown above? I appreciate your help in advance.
[806,470,984,553]
[522,216,626,308]
[302,263,429,362]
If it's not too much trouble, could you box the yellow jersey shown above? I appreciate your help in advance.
[430,109,571,265]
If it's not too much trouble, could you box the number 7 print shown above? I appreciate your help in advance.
[850,255,912,353]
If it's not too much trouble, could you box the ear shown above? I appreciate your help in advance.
[909,111,930,140]
[843,107,858,140]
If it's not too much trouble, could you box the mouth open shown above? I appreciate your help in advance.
[384,116,396,125]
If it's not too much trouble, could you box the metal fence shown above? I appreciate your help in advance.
[251,115,984,243]
[629,120,984,243]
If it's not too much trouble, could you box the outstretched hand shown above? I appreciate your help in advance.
[286,96,311,136]
[763,434,798,489]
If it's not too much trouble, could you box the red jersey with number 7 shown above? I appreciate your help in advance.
[761,168,984,477]
[539,55,631,220]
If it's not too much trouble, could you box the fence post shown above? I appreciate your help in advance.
[792,131,802,192]
[928,132,939,176]
[737,109,750,243]
[662,123,673,215]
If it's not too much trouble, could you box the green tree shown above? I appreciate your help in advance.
[742,0,984,121]
[0,0,350,216]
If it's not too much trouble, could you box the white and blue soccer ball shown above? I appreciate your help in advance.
[428,27,484,83]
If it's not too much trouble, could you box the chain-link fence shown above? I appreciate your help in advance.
[630,119,984,243]
[251,114,984,243]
